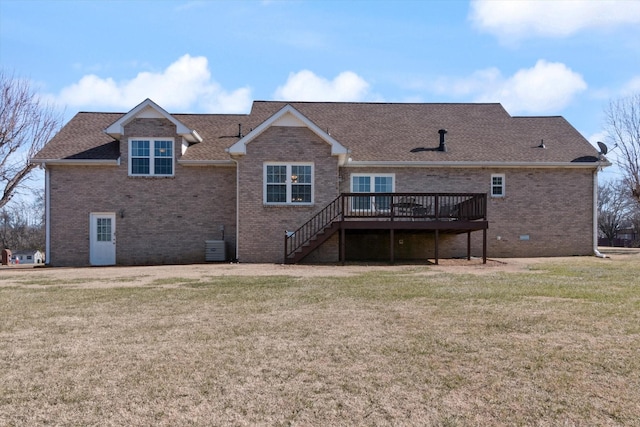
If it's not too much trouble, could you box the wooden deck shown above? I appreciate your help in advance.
[285,193,488,264]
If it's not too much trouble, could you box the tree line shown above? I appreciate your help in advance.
[0,190,44,252]
[598,93,640,247]
[598,179,640,247]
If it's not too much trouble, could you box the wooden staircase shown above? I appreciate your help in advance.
[284,195,343,264]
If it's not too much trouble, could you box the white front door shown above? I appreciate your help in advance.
[90,213,116,265]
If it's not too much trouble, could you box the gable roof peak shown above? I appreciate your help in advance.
[228,103,348,157]
[104,98,202,143]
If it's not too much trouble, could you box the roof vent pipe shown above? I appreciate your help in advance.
[438,129,448,152]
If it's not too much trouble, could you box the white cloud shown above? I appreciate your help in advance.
[470,0,640,42]
[480,60,587,113]
[430,60,586,114]
[622,76,640,95]
[55,54,252,113]
[431,68,503,98]
[273,70,370,102]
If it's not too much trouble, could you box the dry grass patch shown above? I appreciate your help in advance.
[1,255,640,425]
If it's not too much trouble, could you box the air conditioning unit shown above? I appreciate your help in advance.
[205,240,226,262]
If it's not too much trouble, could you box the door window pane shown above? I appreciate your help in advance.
[352,176,371,193]
[352,176,371,210]
[351,175,394,211]
[374,176,393,210]
[97,218,112,242]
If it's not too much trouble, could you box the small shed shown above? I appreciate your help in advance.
[2,249,11,265]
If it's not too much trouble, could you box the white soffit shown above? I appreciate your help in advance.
[273,112,305,127]
[136,106,165,119]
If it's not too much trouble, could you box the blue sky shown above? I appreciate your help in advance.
[2,0,640,183]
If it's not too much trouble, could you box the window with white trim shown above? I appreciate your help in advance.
[351,173,395,211]
[491,173,505,197]
[264,163,313,204]
[129,138,174,176]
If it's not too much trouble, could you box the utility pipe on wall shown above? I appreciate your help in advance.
[593,169,607,258]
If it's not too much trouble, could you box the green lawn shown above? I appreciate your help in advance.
[1,256,639,426]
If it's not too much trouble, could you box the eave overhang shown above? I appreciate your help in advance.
[30,158,121,166]
[104,98,203,143]
[178,159,236,167]
[343,160,611,169]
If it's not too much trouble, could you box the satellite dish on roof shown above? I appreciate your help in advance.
[597,141,608,155]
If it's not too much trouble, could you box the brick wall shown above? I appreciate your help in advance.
[48,118,237,266]
[335,167,595,259]
[234,126,339,263]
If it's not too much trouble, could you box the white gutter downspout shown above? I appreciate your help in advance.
[44,165,51,265]
[231,157,240,262]
[593,169,607,258]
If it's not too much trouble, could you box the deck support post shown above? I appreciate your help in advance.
[340,225,346,265]
[467,232,471,260]
[390,229,395,264]
[434,229,439,265]
[483,228,487,264]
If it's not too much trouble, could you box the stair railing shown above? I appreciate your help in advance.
[284,195,343,261]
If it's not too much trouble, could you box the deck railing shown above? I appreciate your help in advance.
[342,192,487,221]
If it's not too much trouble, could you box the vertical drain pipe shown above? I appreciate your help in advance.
[593,169,606,258]
[44,165,51,265]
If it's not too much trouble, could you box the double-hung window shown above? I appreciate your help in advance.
[491,173,505,197]
[265,163,313,204]
[351,174,394,211]
[129,138,174,176]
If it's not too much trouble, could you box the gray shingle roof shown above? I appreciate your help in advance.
[34,112,122,160]
[33,102,600,164]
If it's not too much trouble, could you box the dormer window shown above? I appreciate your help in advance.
[129,138,174,176]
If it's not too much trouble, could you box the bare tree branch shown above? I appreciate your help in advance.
[0,70,62,209]
[605,93,640,203]
[598,179,633,245]
[0,189,45,250]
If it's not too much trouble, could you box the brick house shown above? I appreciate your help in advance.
[32,99,608,266]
